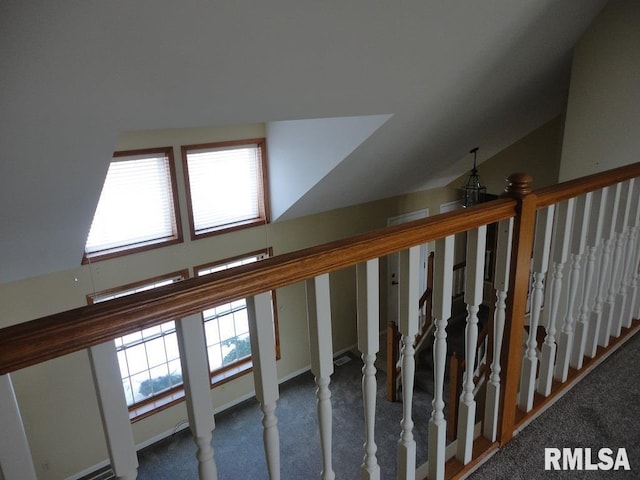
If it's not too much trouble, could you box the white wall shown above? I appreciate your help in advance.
[559,0,640,180]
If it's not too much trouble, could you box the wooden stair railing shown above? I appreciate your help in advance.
[3,162,640,480]
[386,254,468,402]
[447,322,489,441]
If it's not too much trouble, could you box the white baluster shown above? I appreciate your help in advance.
[246,292,280,480]
[572,188,608,369]
[175,314,217,480]
[588,184,621,356]
[357,259,381,480]
[0,374,37,480]
[306,274,335,480]
[538,199,575,397]
[456,226,486,464]
[601,182,626,346]
[428,236,454,480]
[555,194,592,382]
[612,180,636,337]
[519,206,554,411]
[88,342,138,480]
[397,246,420,480]
[483,218,513,441]
[622,188,640,328]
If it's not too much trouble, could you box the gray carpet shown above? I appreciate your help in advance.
[469,330,640,479]
[136,351,434,479]
[135,329,639,479]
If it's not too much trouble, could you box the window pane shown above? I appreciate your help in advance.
[121,331,143,347]
[145,337,167,368]
[86,151,178,253]
[185,143,262,234]
[164,333,180,361]
[148,364,170,395]
[218,314,235,342]
[204,318,220,345]
[142,325,162,339]
[234,310,249,335]
[131,371,151,402]
[117,350,129,378]
[126,344,148,375]
[122,379,134,406]
[208,344,223,370]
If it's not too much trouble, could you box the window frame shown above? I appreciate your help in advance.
[87,270,189,421]
[194,248,280,387]
[83,146,183,264]
[181,138,270,240]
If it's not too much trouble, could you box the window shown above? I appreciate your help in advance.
[87,271,188,412]
[182,139,269,239]
[84,147,182,262]
[195,250,279,384]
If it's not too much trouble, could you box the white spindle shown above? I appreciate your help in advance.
[572,188,608,369]
[175,314,218,480]
[246,292,280,480]
[538,199,575,397]
[306,274,335,480]
[612,180,636,337]
[555,194,592,382]
[600,182,626,346]
[357,259,380,480]
[483,218,513,441]
[88,342,139,480]
[456,226,486,464]
[519,206,554,411]
[622,188,640,328]
[397,246,420,480]
[428,236,454,480]
[589,184,621,355]
[0,374,37,480]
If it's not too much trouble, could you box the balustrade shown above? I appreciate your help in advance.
[2,163,640,480]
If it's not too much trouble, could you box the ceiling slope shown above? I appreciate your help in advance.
[0,0,608,283]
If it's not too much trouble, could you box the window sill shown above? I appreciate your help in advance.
[129,360,254,422]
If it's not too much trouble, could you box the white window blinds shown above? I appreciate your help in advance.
[185,144,261,234]
[85,151,178,254]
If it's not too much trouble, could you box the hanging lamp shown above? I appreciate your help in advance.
[461,147,486,207]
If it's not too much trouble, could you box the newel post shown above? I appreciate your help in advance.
[498,173,537,444]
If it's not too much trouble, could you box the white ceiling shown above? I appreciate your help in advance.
[0,0,608,284]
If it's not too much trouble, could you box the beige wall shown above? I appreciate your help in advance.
[449,115,563,195]
[560,0,640,180]
[0,124,459,480]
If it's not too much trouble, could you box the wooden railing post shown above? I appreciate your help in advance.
[498,173,536,445]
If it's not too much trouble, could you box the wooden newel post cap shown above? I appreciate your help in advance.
[504,173,533,197]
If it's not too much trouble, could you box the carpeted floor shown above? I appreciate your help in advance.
[136,350,434,479]
[468,330,640,479]
[135,328,639,479]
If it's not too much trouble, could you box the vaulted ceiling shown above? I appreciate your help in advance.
[0,0,608,284]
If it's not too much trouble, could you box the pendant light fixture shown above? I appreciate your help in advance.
[461,147,486,207]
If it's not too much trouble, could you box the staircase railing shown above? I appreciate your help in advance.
[2,162,640,480]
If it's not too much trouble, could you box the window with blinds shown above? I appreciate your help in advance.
[182,139,268,238]
[84,147,182,262]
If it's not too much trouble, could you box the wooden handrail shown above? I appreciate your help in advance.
[3,160,640,376]
[534,161,640,207]
[0,198,517,375]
